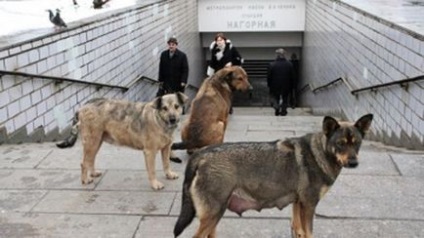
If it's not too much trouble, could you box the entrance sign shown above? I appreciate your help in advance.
[198,0,305,32]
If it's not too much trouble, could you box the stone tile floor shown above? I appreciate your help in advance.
[0,107,423,237]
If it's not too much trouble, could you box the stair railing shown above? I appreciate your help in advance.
[299,75,424,96]
[351,75,424,95]
[0,70,156,92]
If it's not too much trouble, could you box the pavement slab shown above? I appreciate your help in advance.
[95,170,184,191]
[0,169,89,190]
[391,153,424,177]
[0,190,47,212]
[0,144,53,169]
[32,190,177,215]
[318,175,424,220]
[136,216,424,238]
[0,212,142,238]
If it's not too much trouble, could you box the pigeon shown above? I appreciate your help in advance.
[47,9,67,28]
[72,0,80,9]
[93,0,111,9]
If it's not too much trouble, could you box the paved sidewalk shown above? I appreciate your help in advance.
[0,107,423,238]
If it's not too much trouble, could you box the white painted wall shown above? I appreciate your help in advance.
[301,0,424,149]
[0,0,203,142]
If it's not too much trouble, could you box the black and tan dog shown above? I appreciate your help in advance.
[56,93,188,190]
[174,114,373,238]
[170,66,252,162]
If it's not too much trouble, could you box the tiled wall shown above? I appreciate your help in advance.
[301,0,424,149]
[0,0,203,143]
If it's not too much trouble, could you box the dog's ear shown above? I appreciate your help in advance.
[322,116,340,137]
[153,96,163,110]
[176,92,189,105]
[223,71,234,82]
[354,114,373,137]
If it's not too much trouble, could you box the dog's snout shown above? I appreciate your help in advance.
[347,158,358,168]
[241,82,253,92]
[169,115,177,124]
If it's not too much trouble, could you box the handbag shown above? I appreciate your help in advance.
[206,66,215,76]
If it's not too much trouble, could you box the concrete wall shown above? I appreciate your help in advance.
[0,0,203,144]
[301,0,424,149]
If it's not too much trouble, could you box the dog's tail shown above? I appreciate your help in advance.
[173,158,199,237]
[171,141,187,150]
[56,112,79,148]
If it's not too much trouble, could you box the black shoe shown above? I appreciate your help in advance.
[274,110,280,116]
[229,107,233,114]
[280,110,287,116]
[170,157,182,163]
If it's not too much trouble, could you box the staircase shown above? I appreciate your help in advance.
[233,60,273,107]
[242,59,272,79]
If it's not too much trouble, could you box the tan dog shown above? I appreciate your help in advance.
[56,93,188,190]
[170,66,252,161]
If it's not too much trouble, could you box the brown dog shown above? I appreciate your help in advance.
[171,66,252,161]
[56,93,188,190]
[174,114,373,237]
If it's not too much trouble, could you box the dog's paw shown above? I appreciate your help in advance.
[81,177,94,184]
[91,171,102,177]
[151,180,165,190]
[166,171,179,180]
[291,227,306,238]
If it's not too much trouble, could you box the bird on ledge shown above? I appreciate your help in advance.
[47,9,67,29]
[93,0,111,9]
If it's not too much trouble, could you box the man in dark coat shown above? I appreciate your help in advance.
[289,53,300,108]
[158,37,189,96]
[267,48,295,116]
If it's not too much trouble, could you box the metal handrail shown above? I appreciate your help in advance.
[351,75,424,95]
[0,70,200,94]
[305,75,424,95]
[0,70,130,92]
[298,83,312,94]
[126,74,158,89]
[311,77,343,93]
[310,77,354,94]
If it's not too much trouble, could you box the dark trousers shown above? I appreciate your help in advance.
[270,92,289,116]
[156,83,184,97]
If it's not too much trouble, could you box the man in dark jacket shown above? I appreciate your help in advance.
[267,48,295,116]
[158,37,189,96]
[289,53,300,108]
